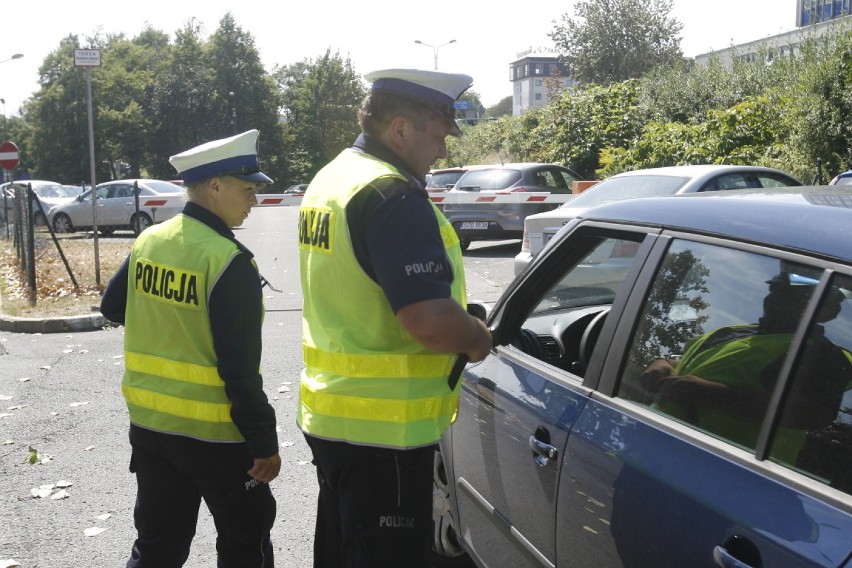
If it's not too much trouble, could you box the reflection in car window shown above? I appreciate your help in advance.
[777,273,852,494]
[620,242,817,450]
[620,241,852,493]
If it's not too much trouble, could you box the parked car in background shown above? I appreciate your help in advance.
[442,162,582,250]
[425,167,470,193]
[432,186,852,567]
[283,183,308,195]
[47,179,185,235]
[514,164,803,274]
[829,170,852,186]
[1,180,82,226]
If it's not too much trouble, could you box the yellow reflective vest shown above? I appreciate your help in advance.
[298,148,467,449]
[122,214,249,442]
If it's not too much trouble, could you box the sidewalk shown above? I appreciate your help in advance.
[0,290,107,333]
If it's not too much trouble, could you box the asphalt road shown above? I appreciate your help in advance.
[0,205,519,568]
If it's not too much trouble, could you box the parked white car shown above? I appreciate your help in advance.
[513,164,803,274]
[2,180,82,226]
[47,179,186,235]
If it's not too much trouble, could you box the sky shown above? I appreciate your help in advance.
[1,0,796,119]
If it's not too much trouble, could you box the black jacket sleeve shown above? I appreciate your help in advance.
[209,252,279,459]
[100,256,130,324]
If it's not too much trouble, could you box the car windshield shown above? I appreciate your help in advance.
[36,185,81,198]
[456,169,522,191]
[144,180,186,194]
[563,175,689,208]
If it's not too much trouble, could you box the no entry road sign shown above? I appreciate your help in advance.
[0,140,19,170]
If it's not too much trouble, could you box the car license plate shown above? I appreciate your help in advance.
[460,222,488,230]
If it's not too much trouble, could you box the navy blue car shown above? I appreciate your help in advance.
[432,187,852,567]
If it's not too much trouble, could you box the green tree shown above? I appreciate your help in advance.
[550,0,684,84]
[486,96,513,118]
[25,35,95,183]
[208,13,287,185]
[148,19,218,178]
[275,50,365,183]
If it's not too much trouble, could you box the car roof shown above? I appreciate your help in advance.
[610,164,791,177]
[578,186,852,262]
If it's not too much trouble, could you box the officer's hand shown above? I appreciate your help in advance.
[248,454,282,483]
[465,317,492,363]
[640,358,676,392]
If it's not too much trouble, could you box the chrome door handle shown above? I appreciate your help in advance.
[528,435,558,466]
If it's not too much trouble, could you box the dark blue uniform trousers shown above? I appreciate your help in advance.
[126,424,276,568]
[304,434,435,568]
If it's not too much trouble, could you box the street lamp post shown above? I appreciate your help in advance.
[0,53,23,65]
[414,40,456,70]
[229,91,236,135]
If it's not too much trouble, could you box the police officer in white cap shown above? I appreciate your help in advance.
[101,129,280,567]
[297,70,492,567]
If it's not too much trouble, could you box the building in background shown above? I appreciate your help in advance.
[696,1,850,67]
[798,0,851,25]
[509,49,575,116]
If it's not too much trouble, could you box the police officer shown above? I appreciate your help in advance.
[100,129,281,567]
[297,69,493,567]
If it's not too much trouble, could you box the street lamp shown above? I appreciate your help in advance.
[229,91,236,135]
[414,40,456,70]
[0,53,23,65]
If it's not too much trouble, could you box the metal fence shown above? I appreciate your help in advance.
[1,182,136,306]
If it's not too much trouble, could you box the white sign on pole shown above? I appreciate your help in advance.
[73,49,102,67]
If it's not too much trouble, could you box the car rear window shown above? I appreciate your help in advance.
[566,175,689,208]
[456,169,522,191]
[146,180,187,194]
[427,171,465,189]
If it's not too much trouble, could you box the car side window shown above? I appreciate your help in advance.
[535,168,571,192]
[776,273,852,494]
[706,174,752,191]
[618,240,825,458]
[756,173,798,188]
[513,235,643,374]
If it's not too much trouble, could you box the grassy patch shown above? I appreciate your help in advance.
[1,232,132,318]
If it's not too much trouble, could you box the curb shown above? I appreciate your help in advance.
[0,312,108,334]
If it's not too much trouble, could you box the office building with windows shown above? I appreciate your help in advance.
[696,1,851,67]
[509,49,575,116]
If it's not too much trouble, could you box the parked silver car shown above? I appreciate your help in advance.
[1,180,82,226]
[514,164,803,274]
[47,179,185,235]
[442,162,582,251]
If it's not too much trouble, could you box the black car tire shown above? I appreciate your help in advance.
[52,213,73,234]
[459,238,471,252]
[431,447,474,567]
[132,213,153,235]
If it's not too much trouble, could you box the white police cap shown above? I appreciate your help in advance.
[169,129,274,185]
[364,68,473,136]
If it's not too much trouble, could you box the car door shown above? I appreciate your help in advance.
[68,186,106,227]
[450,223,656,567]
[557,234,852,567]
[99,183,134,228]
